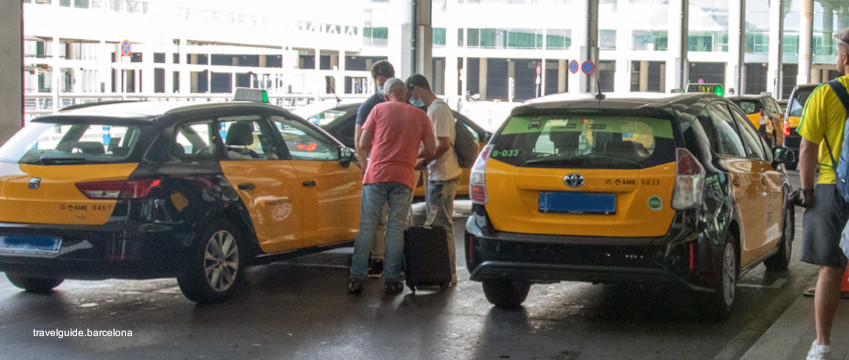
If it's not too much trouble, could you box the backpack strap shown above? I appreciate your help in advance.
[821,80,849,169]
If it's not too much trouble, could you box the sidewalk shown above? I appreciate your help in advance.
[741,280,849,360]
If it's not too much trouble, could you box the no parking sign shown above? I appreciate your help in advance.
[121,40,132,57]
[581,60,595,75]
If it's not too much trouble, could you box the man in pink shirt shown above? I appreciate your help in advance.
[348,77,436,295]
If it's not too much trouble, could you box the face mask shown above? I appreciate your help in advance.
[376,85,385,95]
[409,98,425,107]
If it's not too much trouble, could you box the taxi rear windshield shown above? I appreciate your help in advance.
[0,122,142,164]
[788,87,815,117]
[492,114,676,169]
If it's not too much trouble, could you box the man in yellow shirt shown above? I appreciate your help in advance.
[797,28,849,360]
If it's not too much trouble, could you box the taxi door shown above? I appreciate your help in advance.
[703,103,767,267]
[730,107,784,261]
[214,116,306,254]
[270,115,361,247]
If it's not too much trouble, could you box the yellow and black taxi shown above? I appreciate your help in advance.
[303,100,492,199]
[465,93,795,318]
[0,95,362,303]
[729,94,785,148]
[784,83,818,170]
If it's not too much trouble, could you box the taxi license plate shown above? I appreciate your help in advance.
[0,235,62,254]
[539,192,616,215]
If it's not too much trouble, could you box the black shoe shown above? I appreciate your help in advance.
[368,259,384,278]
[347,278,365,294]
[384,280,403,295]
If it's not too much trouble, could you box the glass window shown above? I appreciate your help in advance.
[0,121,142,164]
[173,121,217,160]
[219,116,280,160]
[546,29,571,50]
[702,104,746,157]
[600,29,616,50]
[270,116,339,161]
[467,29,480,47]
[490,113,676,169]
[729,106,766,159]
[433,28,446,47]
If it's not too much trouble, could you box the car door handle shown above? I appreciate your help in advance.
[302,180,317,187]
[761,177,767,185]
[238,183,255,190]
[732,179,740,186]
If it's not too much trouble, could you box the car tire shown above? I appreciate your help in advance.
[177,219,246,304]
[701,233,738,320]
[482,279,530,308]
[6,274,64,293]
[765,207,793,271]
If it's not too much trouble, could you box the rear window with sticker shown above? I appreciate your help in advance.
[491,114,676,169]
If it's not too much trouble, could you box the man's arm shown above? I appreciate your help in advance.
[357,129,373,172]
[799,137,819,196]
[354,124,363,150]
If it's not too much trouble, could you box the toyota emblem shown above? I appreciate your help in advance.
[563,173,585,188]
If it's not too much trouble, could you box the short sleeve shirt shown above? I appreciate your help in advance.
[797,75,849,184]
[426,99,462,181]
[362,101,434,189]
[356,92,384,126]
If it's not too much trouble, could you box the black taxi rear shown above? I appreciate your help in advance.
[0,99,361,303]
[465,93,795,318]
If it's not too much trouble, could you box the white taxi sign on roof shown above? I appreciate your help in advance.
[233,88,269,103]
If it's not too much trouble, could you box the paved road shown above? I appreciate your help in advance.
[0,172,818,360]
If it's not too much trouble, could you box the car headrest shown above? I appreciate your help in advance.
[225,122,254,146]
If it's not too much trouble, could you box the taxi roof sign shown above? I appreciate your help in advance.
[686,83,724,96]
[234,88,269,103]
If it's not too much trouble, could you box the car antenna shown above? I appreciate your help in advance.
[327,81,342,106]
[595,78,605,101]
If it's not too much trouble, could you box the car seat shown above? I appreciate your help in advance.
[225,122,259,159]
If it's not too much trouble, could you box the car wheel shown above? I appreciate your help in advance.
[5,274,64,293]
[701,234,738,319]
[482,279,530,308]
[177,219,245,304]
[765,207,793,271]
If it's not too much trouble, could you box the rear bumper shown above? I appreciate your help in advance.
[0,222,193,280]
[464,205,713,292]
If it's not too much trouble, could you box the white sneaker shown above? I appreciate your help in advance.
[807,340,832,360]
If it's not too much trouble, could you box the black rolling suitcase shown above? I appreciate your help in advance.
[403,221,452,293]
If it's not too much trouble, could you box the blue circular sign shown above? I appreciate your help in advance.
[569,60,579,74]
[121,40,132,56]
[581,60,595,75]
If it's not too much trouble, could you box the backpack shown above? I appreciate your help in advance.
[821,79,849,203]
[453,119,479,168]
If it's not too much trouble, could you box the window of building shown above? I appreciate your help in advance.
[467,29,480,47]
[632,30,667,51]
[600,30,616,50]
[745,32,769,53]
[507,29,542,49]
[433,28,446,47]
[363,27,388,47]
[546,29,571,50]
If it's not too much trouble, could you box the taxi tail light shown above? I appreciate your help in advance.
[76,179,162,199]
[470,144,494,205]
[672,148,705,210]
[784,121,791,137]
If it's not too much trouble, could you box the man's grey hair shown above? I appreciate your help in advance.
[382,77,407,98]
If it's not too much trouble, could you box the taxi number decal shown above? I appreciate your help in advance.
[605,179,635,185]
[492,149,519,158]
[641,179,661,186]
[58,204,111,212]
[92,204,112,212]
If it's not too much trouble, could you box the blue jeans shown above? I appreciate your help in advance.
[426,177,459,277]
[351,182,412,281]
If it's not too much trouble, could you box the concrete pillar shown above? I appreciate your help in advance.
[314,48,320,70]
[667,0,688,91]
[727,0,745,94]
[798,0,813,85]
[767,0,784,97]
[143,46,154,94]
[558,59,567,93]
[479,58,487,100]
[52,36,60,112]
[445,26,459,99]
[336,51,345,95]
[415,0,433,80]
[190,54,199,93]
[570,0,590,94]
[507,59,515,102]
[179,39,190,94]
[1,1,22,140]
[639,61,650,92]
[811,69,821,83]
[614,26,630,93]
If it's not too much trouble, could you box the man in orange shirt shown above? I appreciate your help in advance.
[348,78,435,295]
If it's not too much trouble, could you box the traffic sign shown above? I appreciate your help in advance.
[121,40,132,57]
[536,65,541,76]
[569,60,579,74]
[581,60,595,75]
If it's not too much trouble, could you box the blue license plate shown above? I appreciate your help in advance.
[0,235,62,254]
[539,192,616,214]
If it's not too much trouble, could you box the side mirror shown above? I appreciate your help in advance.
[338,146,356,168]
[773,146,795,165]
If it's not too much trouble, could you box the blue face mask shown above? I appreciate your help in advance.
[409,98,425,107]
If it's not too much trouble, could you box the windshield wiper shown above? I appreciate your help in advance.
[524,154,582,166]
[29,156,88,165]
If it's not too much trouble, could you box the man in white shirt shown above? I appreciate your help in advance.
[406,74,461,287]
